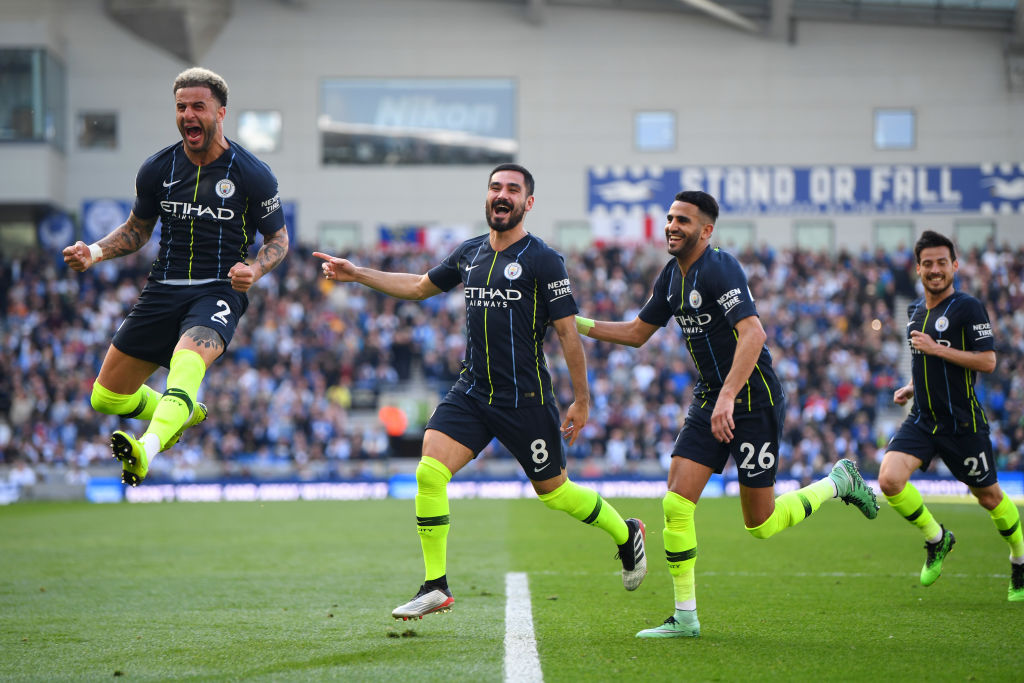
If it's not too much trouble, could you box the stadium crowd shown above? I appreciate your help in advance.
[2,237,1023,485]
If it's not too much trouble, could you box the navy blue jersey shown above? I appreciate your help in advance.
[905,292,995,434]
[133,139,285,281]
[427,233,578,408]
[639,247,783,412]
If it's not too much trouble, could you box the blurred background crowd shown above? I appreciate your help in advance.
[2,238,1023,486]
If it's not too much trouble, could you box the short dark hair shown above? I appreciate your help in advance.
[914,230,956,263]
[173,67,229,107]
[489,163,534,197]
[674,190,719,224]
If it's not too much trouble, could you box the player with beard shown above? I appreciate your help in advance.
[314,163,647,620]
[62,67,288,486]
[575,190,879,638]
[878,230,1023,601]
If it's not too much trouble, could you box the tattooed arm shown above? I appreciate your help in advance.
[227,227,289,293]
[62,212,158,272]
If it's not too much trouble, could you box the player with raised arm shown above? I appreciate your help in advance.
[878,230,1023,601]
[576,190,879,638]
[315,163,646,620]
[62,67,288,486]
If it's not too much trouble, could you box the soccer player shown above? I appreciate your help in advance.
[576,190,879,638]
[62,67,288,486]
[314,163,647,620]
[878,230,1023,602]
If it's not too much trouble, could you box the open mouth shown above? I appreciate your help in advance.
[492,202,512,217]
[185,125,203,145]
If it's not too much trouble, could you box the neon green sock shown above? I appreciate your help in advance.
[990,492,1024,559]
[746,477,833,539]
[663,491,697,609]
[144,349,206,450]
[538,479,630,545]
[90,381,160,421]
[885,482,942,541]
[415,456,452,582]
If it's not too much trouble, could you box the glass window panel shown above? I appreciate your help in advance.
[714,220,754,251]
[874,108,915,150]
[77,111,117,149]
[794,220,834,254]
[319,221,363,251]
[237,110,282,153]
[0,48,66,150]
[319,78,517,165]
[634,111,675,152]
[556,220,592,253]
[954,219,995,253]
[874,219,914,252]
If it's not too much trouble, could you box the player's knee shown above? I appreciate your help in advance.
[973,487,1003,511]
[662,491,694,525]
[876,466,906,498]
[415,458,450,496]
[90,381,124,415]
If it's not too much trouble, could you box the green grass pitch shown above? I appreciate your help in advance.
[1,496,1020,681]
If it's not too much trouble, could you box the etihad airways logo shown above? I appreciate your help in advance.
[674,312,712,335]
[465,286,522,308]
[160,201,235,221]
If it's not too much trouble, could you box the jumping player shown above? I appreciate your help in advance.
[62,67,288,486]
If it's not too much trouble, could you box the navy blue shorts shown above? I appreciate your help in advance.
[887,418,998,488]
[112,280,248,368]
[672,401,785,488]
[425,389,566,481]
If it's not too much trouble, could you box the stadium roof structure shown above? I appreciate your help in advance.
[504,0,1020,34]
[488,0,1024,88]
[102,0,1023,89]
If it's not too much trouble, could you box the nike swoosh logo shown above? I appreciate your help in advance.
[465,265,479,271]
[745,470,764,477]
[533,466,546,473]
[163,179,181,187]
[550,293,571,301]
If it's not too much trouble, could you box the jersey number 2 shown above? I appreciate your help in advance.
[210,300,231,326]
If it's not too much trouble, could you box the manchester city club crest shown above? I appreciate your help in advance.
[216,178,236,198]
[935,316,949,332]
[504,262,523,280]
[688,289,702,309]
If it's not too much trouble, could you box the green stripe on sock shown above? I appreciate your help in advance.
[999,520,1020,538]
[121,392,149,419]
[798,493,812,519]
[582,497,603,525]
[163,387,194,415]
[417,515,451,527]
[667,548,696,563]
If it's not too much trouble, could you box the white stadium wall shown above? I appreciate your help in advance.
[1,0,1022,252]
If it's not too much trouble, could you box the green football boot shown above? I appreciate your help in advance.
[829,459,879,519]
[161,402,208,452]
[110,430,148,487]
[1008,562,1024,602]
[636,611,700,639]
[920,526,955,587]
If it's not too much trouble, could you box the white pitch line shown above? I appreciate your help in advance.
[504,572,543,683]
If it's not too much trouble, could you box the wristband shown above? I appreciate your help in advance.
[575,316,595,336]
[88,243,103,264]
